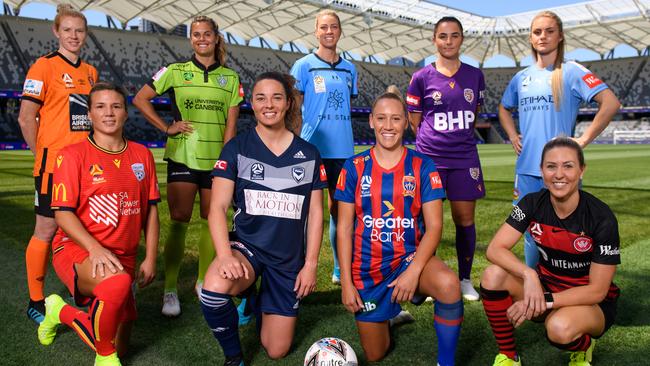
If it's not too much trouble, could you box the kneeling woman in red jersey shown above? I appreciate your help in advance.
[480,137,620,366]
[38,82,160,366]
[335,87,462,365]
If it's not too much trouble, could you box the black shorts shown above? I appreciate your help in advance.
[595,298,617,338]
[166,160,213,189]
[322,158,346,194]
[34,173,54,218]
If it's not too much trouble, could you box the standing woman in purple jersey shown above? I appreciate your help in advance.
[406,17,485,301]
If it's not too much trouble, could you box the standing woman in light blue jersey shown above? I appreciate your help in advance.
[290,10,357,285]
[499,11,620,267]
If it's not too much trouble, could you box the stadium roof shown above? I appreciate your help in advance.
[7,0,650,64]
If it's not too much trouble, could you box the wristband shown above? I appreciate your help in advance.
[544,292,554,309]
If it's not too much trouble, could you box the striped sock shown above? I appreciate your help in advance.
[480,285,517,360]
[549,334,592,352]
[200,288,242,357]
[91,274,131,356]
[434,300,463,366]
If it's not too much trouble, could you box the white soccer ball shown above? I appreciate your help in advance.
[304,337,358,366]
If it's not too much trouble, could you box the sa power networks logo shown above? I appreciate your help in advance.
[89,193,119,227]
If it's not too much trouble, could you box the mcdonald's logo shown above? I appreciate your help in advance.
[53,183,68,202]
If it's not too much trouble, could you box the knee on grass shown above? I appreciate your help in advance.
[262,340,291,360]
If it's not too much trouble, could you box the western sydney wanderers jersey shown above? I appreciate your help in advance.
[51,137,160,258]
[406,63,485,169]
[212,129,327,271]
[150,56,244,171]
[506,189,620,300]
[22,52,98,176]
[334,148,446,289]
[290,53,358,159]
[501,62,608,176]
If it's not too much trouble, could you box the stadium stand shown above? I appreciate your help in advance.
[575,119,650,144]
[0,19,23,90]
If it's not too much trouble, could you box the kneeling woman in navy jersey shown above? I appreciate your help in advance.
[38,82,160,366]
[480,137,620,366]
[336,87,463,365]
[200,72,325,365]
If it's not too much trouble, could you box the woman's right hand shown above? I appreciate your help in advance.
[88,245,123,278]
[216,254,249,280]
[341,282,365,314]
[522,269,546,319]
[166,120,194,136]
[509,133,522,155]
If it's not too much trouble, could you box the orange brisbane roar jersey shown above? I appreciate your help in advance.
[51,138,160,258]
[22,52,98,176]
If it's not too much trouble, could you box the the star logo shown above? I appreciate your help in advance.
[327,90,344,110]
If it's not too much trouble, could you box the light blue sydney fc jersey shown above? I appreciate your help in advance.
[501,61,608,176]
[291,53,358,159]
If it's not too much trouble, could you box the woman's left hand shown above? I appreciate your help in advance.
[137,258,156,288]
[522,269,546,319]
[507,300,528,327]
[388,266,420,303]
[294,262,317,299]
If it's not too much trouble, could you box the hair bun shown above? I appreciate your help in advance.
[56,3,75,14]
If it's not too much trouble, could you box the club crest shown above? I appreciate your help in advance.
[291,166,305,183]
[131,163,145,181]
[402,175,416,197]
[464,88,474,103]
[469,167,480,181]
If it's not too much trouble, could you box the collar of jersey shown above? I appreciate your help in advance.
[313,52,342,68]
[191,55,221,72]
[53,51,82,68]
[88,134,128,155]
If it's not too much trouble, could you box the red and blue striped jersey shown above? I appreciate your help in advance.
[335,147,445,289]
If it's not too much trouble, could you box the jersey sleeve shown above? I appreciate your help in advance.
[230,73,245,107]
[290,59,306,94]
[144,148,161,204]
[89,64,99,84]
[351,64,359,98]
[420,157,446,202]
[406,72,423,113]
[590,211,621,265]
[211,139,238,181]
[333,158,358,203]
[22,58,48,105]
[312,150,328,190]
[505,193,534,233]
[149,64,174,95]
[51,147,81,210]
[566,61,608,103]
[477,70,486,107]
[501,73,519,109]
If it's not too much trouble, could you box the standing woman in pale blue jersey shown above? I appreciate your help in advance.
[290,10,357,285]
[499,11,619,267]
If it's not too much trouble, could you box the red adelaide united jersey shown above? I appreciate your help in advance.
[51,137,160,258]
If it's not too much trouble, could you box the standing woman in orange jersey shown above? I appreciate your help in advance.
[18,3,98,325]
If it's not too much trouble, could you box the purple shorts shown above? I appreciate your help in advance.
[438,166,486,201]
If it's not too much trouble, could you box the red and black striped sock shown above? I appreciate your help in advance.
[549,333,592,352]
[480,285,517,360]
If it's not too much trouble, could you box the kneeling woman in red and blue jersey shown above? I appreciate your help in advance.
[480,137,620,366]
[200,72,326,366]
[37,82,160,366]
[336,86,463,364]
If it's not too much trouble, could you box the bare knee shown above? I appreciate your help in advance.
[34,215,57,241]
[546,315,578,344]
[481,265,509,290]
[426,269,460,303]
[169,209,192,223]
[262,340,290,360]
[364,347,388,362]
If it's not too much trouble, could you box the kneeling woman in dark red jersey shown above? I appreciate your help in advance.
[38,82,160,366]
[336,87,462,365]
[480,137,620,366]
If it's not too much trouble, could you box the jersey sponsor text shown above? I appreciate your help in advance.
[244,189,305,220]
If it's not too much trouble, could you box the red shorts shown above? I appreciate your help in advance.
[52,241,138,322]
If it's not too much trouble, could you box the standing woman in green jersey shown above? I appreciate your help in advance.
[133,16,243,317]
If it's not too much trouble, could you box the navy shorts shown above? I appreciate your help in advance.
[438,166,486,201]
[166,159,213,189]
[322,159,346,194]
[230,240,300,317]
[355,253,422,322]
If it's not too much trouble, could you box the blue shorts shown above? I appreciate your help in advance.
[438,167,486,201]
[513,174,545,205]
[230,240,300,317]
[355,253,420,322]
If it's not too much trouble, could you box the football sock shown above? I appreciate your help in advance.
[455,224,476,280]
[91,274,131,356]
[163,220,189,292]
[480,286,517,360]
[523,231,539,268]
[548,333,592,352]
[433,300,463,366]
[197,219,215,283]
[200,288,242,357]
[26,236,50,301]
[59,304,96,351]
[329,214,340,276]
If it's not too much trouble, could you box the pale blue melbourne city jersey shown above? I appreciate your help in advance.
[501,61,608,176]
[291,53,358,159]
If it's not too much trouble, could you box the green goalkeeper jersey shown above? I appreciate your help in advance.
[150,56,244,171]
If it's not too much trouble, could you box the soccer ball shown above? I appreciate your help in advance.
[304,337,358,366]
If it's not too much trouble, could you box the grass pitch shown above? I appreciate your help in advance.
[1,144,649,365]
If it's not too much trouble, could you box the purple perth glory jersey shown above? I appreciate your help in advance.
[406,63,485,169]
